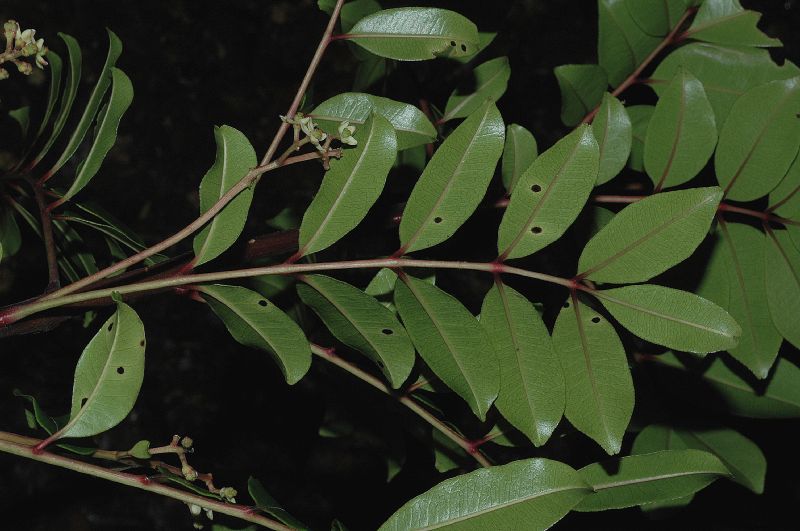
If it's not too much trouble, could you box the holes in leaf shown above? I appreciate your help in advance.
[563,302,570,308]
[434,216,443,224]
[108,323,114,332]
[450,40,456,46]
[460,43,467,52]
[591,316,601,323]
[531,226,542,234]
[258,300,268,307]
[140,340,145,347]
[117,366,125,374]
[81,398,88,408]
[531,184,542,193]
[381,328,393,335]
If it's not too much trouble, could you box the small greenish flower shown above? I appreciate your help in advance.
[3,20,17,45]
[0,68,9,80]
[182,464,198,481]
[338,121,357,146]
[180,436,194,449]
[204,508,214,520]
[16,61,32,75]
[14,27,35,49]
[219,486,238,502]
[34,38,48,69]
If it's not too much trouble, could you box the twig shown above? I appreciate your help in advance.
[27,178,60,292]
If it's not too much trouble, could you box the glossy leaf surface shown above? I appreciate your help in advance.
[685,0,781,47]
[765,229,800,349]
[501,123,538,193]
[626,104,654,172]
[593,93,632,185]
[578,187,721,284]
[200,284,311,385]
[442,56,510,122]
[192,126,257,266]
[644,69,717,190]
[554,64,607,126]
[394,275,499,420]
[553,299,633,455]
[481,283,564,446]
[575,450,729,511]
[311,92,436,150]
[625,0,688,36]
[378,458,590,531]
[298,113,397,256]
[596,284,740,353]
[399,102,504,253]
[598,0,661,87]
[297,274,414,387]
[347,8,480,61]
[498,125,599,260]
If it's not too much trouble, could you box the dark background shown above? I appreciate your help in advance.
[1,1,799,529]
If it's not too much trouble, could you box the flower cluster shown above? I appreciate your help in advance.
[281,112,357,152]
[1,20,48,80]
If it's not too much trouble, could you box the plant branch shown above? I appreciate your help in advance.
[27,177,60,291]
[310,344,492,468]
[0,432,295,531]
[580,7,697,124]
[1,257,574,326]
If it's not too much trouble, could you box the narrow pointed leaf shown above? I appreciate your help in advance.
[575,449,730,511]
[644,69,717,190]
[9,107,30,139]
[480,283,564,446]
[394,275,499,420]
[652,43,799,132]
[596,284,740,353]
[53,219,98,276]
[553,299,633,455]
[578,187,722,284]
[297,274,414,387]
[298,113,397,256]
[768,155,800,219]
[715,77,800,201]
[648,352,800,418]
[28,50,62,149]
[593,93,632,185]
[0,208,22,259]
[347,8,480,61]
[49,301,145,440]
[554,64,607,126]
[685,0,781,47]
[58,68,133,204]
[192,126,257,266]
[498,125,599,260]
[627,105,654,172]
[378,458,590,531]
[46,29,123,178]
[712,223,782,378]
[399,102,504,253]
[31,33,81,168]
[598,0,661,87]
[311,93,436,150]
[765,229,800,349]
[625,0,689,36]
[13,390,97,456]
[248,477,309,530]
[442,56,510,122]
[501,123,538,193]
[199,284,311,385]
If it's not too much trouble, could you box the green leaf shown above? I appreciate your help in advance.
[651,43,799,133]
[192,126,257,266]
[625,0,689,36]
[353,54,388,92]
[644,69,717,190]
[480,283,564,446]
[715,77,800,201]
[677,428,766,494]
[27,50,62,151]
[442,56,511,122]
[8,106,30,139]
[432,428,466,473]
[57,68,134,204]
[347,8,480,61]
[199,284,311,385]
[297,274,414,387]
[128,439,151,459]
[497,125,599,260]
[30,33,81,168]
[399,102,504,253]
[648,352,800,418]
[378,458,590,531]
[46,29,123,179]
[552,298,633,455]
[578,187,722,284]
[593,93,632,185]
[49,301,145,440]
[311,92,436,150]
[630,424,694,511]
[554,64,608,126]
[13,390,97,455]
[452,31,497,64]
[501,123,538,193]
[339,0,383,33]
[626,105,654,172]
[248,477,309,530]
[768,154,800,219]
[394,275,499,420]
[685,0,781,48]
[598,0,661,87]
[710,223,782,378]
[596,284,740,353]
[298,113,397,256]
[53,220,98,276]
[0,207,22,259]
[765,229,800,349]
[574,449,730,511]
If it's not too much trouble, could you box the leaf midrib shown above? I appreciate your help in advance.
[196,133,233,261]
[444,61,507,120]
[589,468,724,491]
